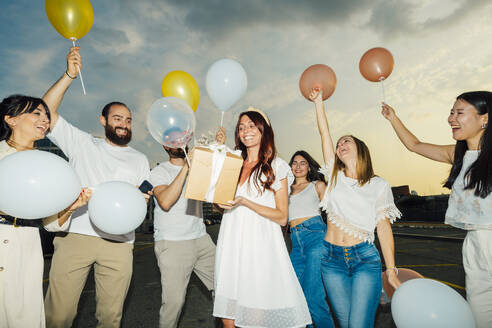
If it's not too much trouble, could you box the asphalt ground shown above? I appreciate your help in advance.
[42,222,467,327]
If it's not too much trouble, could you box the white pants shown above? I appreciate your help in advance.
[0,225,45,328]
[463,230,492,328]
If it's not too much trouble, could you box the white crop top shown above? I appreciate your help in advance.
[446,150,492,230]
[289,182,321,221]
[319,159,401,242]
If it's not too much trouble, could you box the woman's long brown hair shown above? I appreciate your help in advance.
[329,135,375,189]
[235,111,276,193]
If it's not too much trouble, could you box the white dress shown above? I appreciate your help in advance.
[213,157,311,328]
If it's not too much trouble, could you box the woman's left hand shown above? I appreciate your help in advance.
[386,269,402,289]
[68,188,92,211]
[217,196,245,210]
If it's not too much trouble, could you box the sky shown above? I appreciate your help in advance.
[1,0,492,195]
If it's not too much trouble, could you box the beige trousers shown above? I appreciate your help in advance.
[154,234,215,328]
[0,225,45,328]
[45,233,133,328]
[463,230,492,328]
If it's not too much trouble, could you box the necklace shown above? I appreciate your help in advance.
[6,138,34,151]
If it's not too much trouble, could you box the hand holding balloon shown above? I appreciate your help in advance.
[381,103,397,122]
[308,88,323,103]
[215,127,226,145]
[299,64,337,101]
[66,47,82,79]
[68,187,92,211]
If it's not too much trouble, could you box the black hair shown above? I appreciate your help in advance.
[444,91,492,198]
[289,150,326,183]
[101,101,128,119]
[0,94,51,141]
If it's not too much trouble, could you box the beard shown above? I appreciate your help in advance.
[105,124,132,146]
[166,147,187,158]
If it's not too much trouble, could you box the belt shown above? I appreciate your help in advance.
[0,215,40,228]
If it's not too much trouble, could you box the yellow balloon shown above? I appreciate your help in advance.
[45,0,94,40]
[161,71,200,112]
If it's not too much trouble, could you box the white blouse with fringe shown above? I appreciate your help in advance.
[319,159,401,243]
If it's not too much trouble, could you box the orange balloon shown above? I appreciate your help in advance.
[382,268,424,300]
[359,47,394,82]
[299,64,337,101]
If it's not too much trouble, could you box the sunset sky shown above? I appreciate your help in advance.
[1,0,491,195]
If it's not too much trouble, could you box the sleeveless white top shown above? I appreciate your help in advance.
[289,182,321,221]
[446,150,492,230]
[319,159,401,243]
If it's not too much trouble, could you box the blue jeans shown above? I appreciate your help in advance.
[290,216,334,328]
[321,240,382,328]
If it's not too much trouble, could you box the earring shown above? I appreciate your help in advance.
[482,123,487,129]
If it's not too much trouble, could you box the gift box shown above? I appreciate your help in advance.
[184,145,243,205]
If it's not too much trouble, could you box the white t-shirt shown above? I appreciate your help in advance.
[149,161,205,241]
[48,116,150,242]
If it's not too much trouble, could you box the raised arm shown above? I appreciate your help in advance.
[153,164,189,211]
[310,89,335,165]
[381,103,454,164]
[43,47,81,130]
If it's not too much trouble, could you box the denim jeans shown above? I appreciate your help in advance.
[290,216,334,328]
[321,240,382,328]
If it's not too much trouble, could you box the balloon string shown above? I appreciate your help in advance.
[71,39,87,95]
[220,111,224,127]
[380,77,386,103]
[182,146,191,167]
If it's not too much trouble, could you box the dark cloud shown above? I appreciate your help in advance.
[119,0,373,37]
[367,0,492,39]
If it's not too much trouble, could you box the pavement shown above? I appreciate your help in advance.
[43,222,467,327]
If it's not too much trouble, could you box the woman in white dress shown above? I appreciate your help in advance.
[0,92,90,327]
[213,107,312,328]
[381,92,492,327]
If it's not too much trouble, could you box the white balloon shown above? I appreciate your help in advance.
[146,97,196,148]
[0,150,81,219]
[206,58,247,112]
[391,279,475,328]
[88,181,147,235]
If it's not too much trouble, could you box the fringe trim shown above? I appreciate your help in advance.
[375,204,402,225]
[321,207,375,243]
[318,159,334,178]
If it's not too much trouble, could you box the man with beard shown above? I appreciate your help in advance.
[150,130,224,328]
[42,47,150,328]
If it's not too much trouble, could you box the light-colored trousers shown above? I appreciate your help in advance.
[45,233,133,328]
[463,229,492,328]
[154,234,215,328]
[0,225,45,328]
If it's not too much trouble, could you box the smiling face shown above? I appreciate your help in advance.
[336,135,357,163]
[7,106,50,141]
[238,114,262,148]
[291,154,309,179]
[102,104,132,145]
[448,99,487,146]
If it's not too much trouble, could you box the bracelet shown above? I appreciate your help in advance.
[387,267,399,275]
[65,71,77,79]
